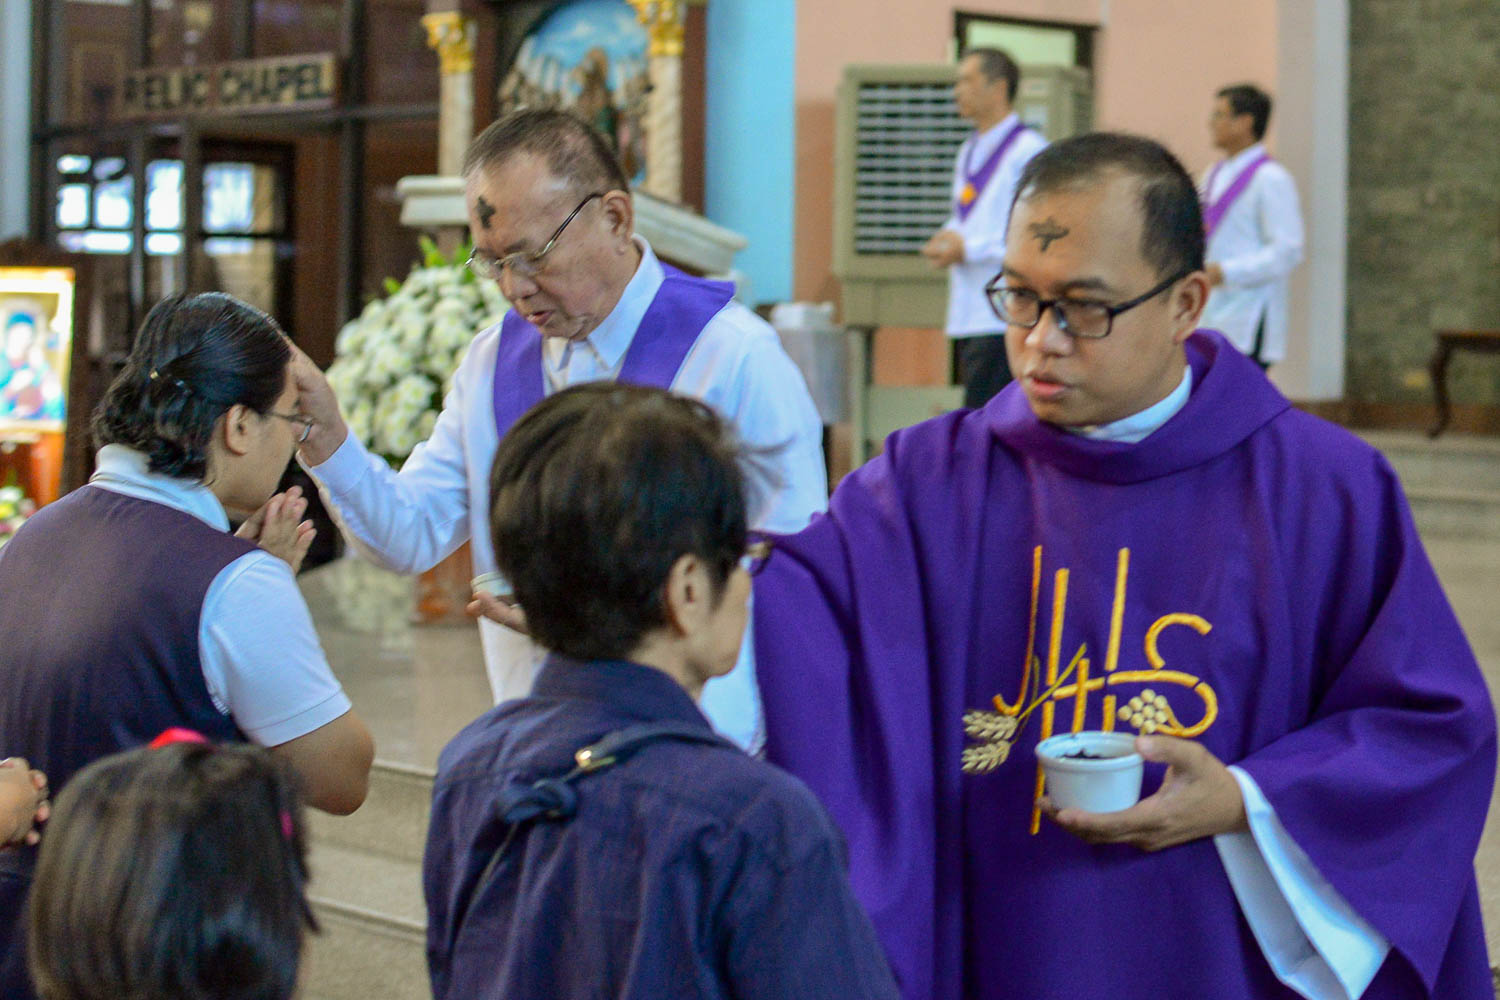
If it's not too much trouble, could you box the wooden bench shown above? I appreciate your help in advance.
[1428,328,1500,437]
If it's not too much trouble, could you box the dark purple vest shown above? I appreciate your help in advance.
[0,484,254,997]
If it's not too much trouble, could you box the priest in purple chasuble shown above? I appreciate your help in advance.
[754,134,1494,1000]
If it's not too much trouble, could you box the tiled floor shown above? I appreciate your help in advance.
[300,557,490,771]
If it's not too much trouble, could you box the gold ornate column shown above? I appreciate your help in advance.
[627,0,686,203]
[422,11,476,178]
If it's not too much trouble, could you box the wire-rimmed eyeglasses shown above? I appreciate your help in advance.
[984,268,1191,340]
[465,192,605,283]
[268,411,314,444]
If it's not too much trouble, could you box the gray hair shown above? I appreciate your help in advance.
[461,108,629,196]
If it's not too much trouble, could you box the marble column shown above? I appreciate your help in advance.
[421,10,476,253]
[627,0,687,204]
[422,10,475,177]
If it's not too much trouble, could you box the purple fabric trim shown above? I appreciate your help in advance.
[954,120,1027,223]
[1202,152,1271,241]
[491,265,734,438]
[490,313,545,439]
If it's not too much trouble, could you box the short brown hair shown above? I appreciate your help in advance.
[489,383,747,662]
[462,108,629,197]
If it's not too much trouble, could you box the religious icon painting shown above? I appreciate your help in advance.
[497,0,650,186]
[0,268,75,434]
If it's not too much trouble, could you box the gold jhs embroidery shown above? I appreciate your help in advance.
[959,547,1220,835]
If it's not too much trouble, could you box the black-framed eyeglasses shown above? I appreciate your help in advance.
[465,192,605,282]
[739,538,773,577]
[268,410,313,444]
[984,268,1192,340]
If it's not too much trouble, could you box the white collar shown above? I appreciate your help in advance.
[1069,365,1193,444]
[1222,141,1267,171]
[972,112,1022,151]
[88,444,230,531]
[544,235,663,373]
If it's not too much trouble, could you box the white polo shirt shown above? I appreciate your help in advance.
[1199,142,1305,364]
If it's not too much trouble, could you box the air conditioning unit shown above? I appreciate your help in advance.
[1016,64,1094,145]
[832,62,1092,458]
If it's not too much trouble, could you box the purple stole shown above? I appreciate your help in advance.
[1201,151,1270,241]
[491,265,734,436]
[954,119,1027,222]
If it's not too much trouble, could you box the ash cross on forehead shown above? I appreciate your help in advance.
[1029,217,1069,251]
[475,195,497,231]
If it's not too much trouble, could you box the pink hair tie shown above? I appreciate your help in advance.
[281,810,295,841]
[149,728,210,749]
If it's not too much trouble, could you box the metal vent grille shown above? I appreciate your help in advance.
[852,81,967,254]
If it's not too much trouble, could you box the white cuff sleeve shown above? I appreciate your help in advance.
[307,429,377,496]
[1214,766,1390,1000]
[300,396,473,576]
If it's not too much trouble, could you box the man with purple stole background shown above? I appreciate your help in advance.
[922,47,1048,408]
[1200,83,1305,370]
[292,110,826,748]
[754,133,1494,999]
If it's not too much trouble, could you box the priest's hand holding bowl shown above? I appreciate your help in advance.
[1039,734,1248,852]
[468,572,529,636]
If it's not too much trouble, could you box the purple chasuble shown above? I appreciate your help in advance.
[491,265,734,436]
[954,120,1028,223]
[1202,152,1271,241]
[753,331,1494,1000]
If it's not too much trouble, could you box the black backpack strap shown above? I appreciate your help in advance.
[570,720,733,777]
[446,721,735,961]
[491,721,731,824]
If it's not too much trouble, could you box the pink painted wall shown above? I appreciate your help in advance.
[793,0,1280,304]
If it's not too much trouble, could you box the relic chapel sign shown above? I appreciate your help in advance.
[120,54,340,118]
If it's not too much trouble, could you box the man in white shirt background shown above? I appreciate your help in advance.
[1200,83,1305,371]
[921,47,1047,408]
[291,110,826,748]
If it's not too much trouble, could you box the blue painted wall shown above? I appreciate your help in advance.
[704,0,795,305]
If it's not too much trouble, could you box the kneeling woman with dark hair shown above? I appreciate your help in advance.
[29,739,314,1000]
[0,292,373,998]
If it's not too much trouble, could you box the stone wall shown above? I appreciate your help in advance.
[1348,0,1500,408]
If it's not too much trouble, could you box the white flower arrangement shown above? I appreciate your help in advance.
[319,554,421,646]
[326,238,509,466]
